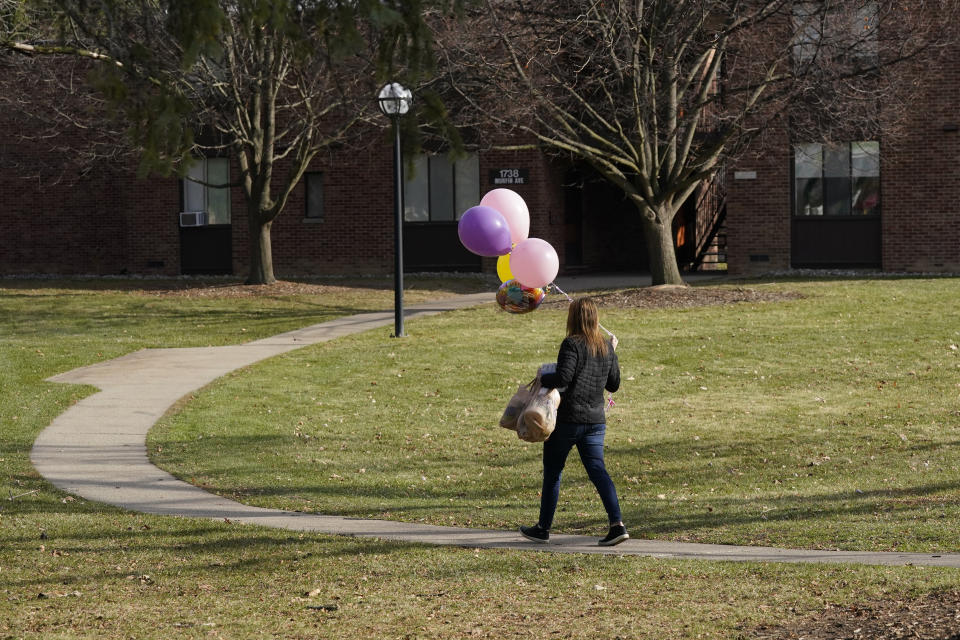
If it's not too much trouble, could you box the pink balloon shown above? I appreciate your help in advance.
[510,238,559,289]
[480,189,529,245]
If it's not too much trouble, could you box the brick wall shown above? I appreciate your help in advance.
[881,35,960,273]
[120,177,181,275]
[0,123,181,276]
[265,145,397,277]
[726,132,793,276]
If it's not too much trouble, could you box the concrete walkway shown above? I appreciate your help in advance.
[31,274,960,568]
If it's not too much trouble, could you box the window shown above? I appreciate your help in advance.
[304,172,324,221]
[404,153,479,222]
[183,157,231,224]
[794,141,879,217]
[792,2,878,65]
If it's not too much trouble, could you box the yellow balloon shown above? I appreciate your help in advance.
[497,253,513,282]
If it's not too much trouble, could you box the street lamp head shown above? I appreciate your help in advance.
[378,82,413,117]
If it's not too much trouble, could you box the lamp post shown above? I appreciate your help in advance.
[378,81,413,338]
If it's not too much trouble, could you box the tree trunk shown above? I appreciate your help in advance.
[246,211,276,285]
[641,212,684,286]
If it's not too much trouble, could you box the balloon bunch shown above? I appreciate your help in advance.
[457,188,560,315]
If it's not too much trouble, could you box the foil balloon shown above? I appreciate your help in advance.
[496,279,547,314]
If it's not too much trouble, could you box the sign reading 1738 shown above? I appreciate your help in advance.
[489,169,529,185]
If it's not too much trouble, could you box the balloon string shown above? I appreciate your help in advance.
[551,282,575,302]
[549,282,617,410]
[550,283,613,336]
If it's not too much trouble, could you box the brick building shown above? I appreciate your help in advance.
[725,15,960,276]
[2,12,958,280]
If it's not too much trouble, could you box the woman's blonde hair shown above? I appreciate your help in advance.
[566,297,608,357]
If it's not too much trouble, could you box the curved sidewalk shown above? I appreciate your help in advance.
[31,281,960,568]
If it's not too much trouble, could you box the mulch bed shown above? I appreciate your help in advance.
[544,285,805,310]
[749,591,960,639]
[162,282,807,306]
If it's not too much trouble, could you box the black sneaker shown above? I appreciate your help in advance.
[519,524,550,543]
[598,524,629,546]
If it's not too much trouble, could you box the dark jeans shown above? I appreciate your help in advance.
[538,422,622,530]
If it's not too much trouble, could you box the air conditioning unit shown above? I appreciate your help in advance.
[179,211,207,227]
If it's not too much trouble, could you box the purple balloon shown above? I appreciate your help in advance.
[457,206,512,257]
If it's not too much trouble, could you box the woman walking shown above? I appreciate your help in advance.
[520,297,628,546]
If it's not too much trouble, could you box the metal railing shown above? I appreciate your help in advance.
[693,168,727,269]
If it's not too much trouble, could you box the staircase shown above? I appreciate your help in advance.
[692,170,728,271]
[696,221,727,270]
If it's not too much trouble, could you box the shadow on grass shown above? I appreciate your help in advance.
[128,429,960,542]
[604,434,960,538]
[634,481,960,536]
[0,524,428,590]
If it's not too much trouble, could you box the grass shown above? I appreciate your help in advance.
[2,274,960,638]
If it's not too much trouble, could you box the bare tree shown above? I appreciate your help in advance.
[0,1,137,183]
[430,0,957,285]
[2,0,453,284]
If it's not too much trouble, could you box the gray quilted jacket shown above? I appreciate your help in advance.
[539,335,620,424]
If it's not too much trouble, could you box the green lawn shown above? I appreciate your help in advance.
[3,275,960,638]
